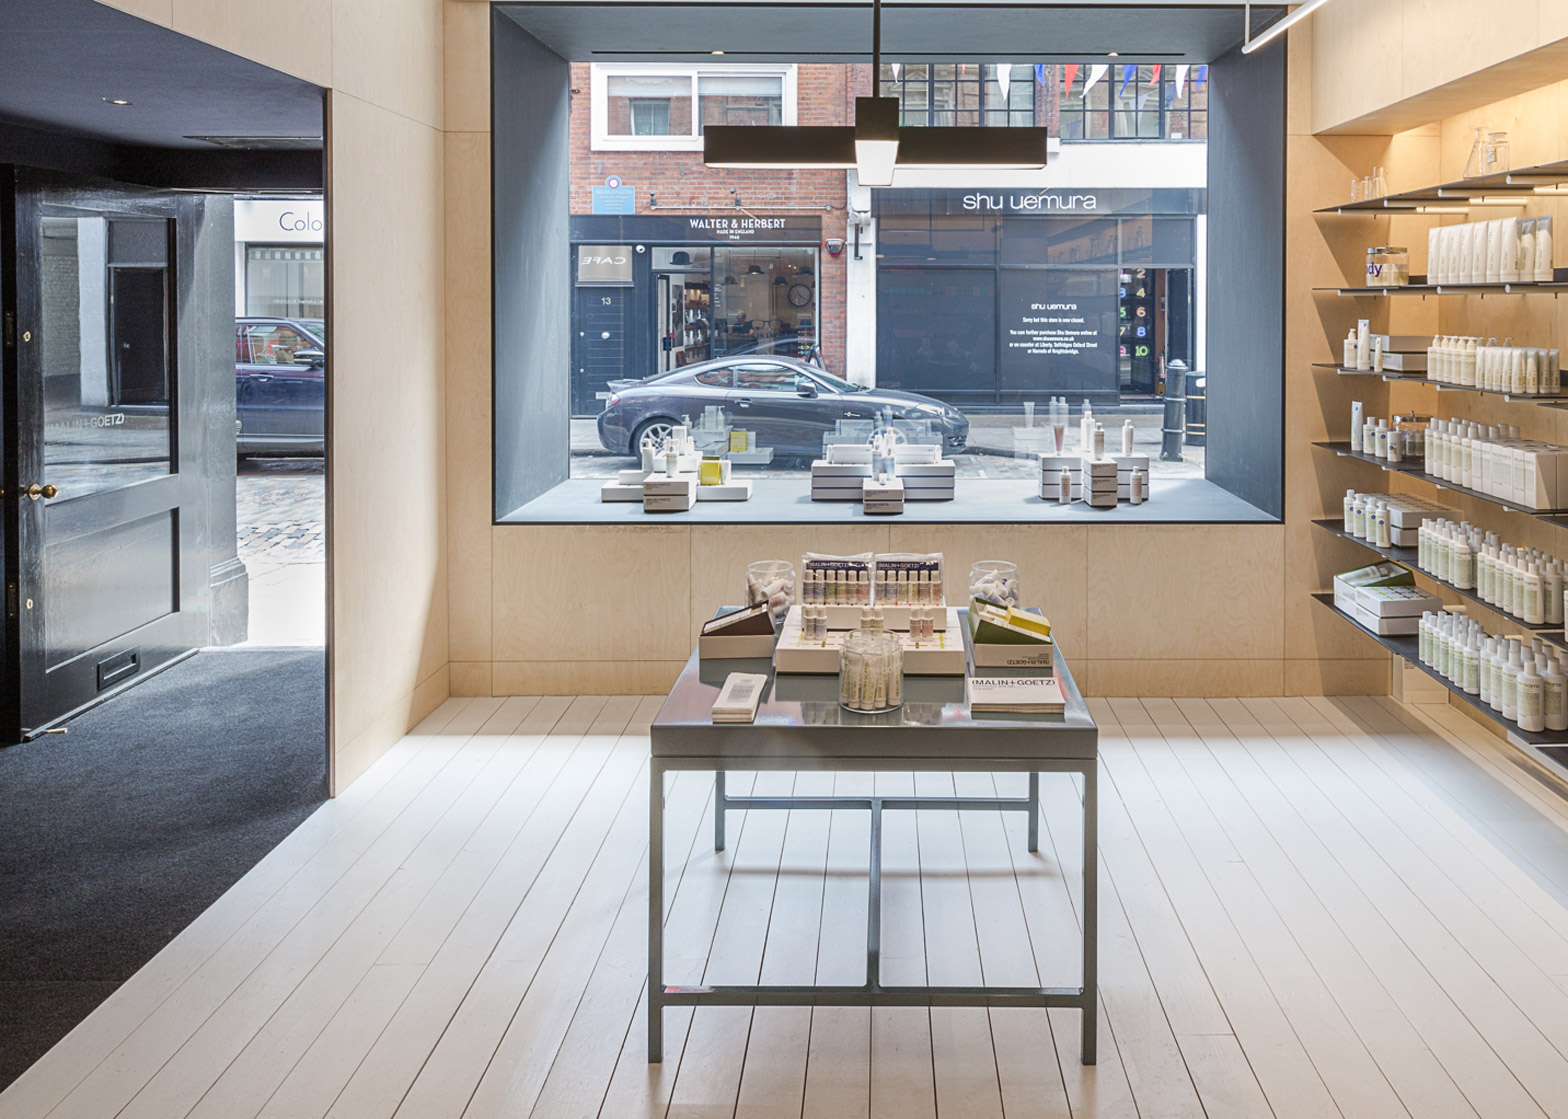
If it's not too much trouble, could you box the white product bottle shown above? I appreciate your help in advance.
[1130,469,1144,504]
[1462,640,1481,695]
[1121,419,1135,456]
[1502,646,1522,720]
[1485,218,1504,284]
[1058,468,1072,504]
[1388,423,1404,463]
[1093,423,1106,458]
[1362,417,1378,456]
[1343,488,1356,526]
[1536,216,1554,282]
[1518,657,1545,732]
[1344,330,1357,368]
[1080,402,1095,454]
[1453,536,1474,590]
[1523,562,1545,624]
[1502,217,1521,283]
[1544,655,1568,732]
[1479,638,1494,706]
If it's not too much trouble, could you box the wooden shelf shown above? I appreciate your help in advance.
[1312,442,1568,517]
[1312,519,1557,631]
[1310,594,1568,747]
[1313,158,1568,214]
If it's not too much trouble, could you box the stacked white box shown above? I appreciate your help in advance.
[600,481,643,502]
[1038,453,1085,500]
[895,459,955,500]
[641,474,697,512]
[696,480,753,501]
[1037,453,1151,503]
[811,460,871,501]
[863,476,905,514]
[1083,458,1118,508]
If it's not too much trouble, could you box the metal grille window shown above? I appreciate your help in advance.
[1054,63,1208,141]
[879,63,1035,127]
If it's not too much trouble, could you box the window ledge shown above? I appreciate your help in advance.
[497,477,1277,525]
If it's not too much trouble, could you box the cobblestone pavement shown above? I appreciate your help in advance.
[238,458,324,561]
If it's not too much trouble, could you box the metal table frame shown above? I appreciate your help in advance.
[649,721,1098,1066]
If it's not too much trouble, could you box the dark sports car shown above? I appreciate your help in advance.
[596,356,969,458]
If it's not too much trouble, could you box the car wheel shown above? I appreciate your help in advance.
[632,418,677,458]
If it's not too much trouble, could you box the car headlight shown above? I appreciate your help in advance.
[915,404,944,416]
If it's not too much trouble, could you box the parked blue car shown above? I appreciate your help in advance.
[235,317,325,456]
[597,355,969,458]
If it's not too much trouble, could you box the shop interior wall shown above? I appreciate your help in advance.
[95,0,451,793]
[1204,36,1285,519]
[492,13,570,515]
[447,20,1401,701]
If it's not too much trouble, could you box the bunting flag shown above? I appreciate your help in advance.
[1148,64,1162,83]
[891,62,901,80]
[1194,64,1209,87]
[1173,63,1190,101]
[1117,64,1136,98]
[1083,64,1108,97]
[994,63,1010,101]
[1060,63,1078,96]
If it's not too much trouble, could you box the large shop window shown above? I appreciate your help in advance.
[591,64,796,151]
[245,245,324,319]
[492,21,1283,524]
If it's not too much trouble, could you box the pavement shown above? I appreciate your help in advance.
[236,458,324,647]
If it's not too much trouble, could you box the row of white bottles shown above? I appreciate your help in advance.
[1425,336,1562,393]
[1426,216,1553,286]
[1419,615,1567,732]
[1415,518,1566,624]
[1356,413,1415,462]
[1342,490,1396,548]
[1424,418,1521,485]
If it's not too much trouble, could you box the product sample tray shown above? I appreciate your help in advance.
[797,603,948,632]
[774,606,966,675]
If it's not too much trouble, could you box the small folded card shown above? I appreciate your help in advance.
[701,603,776,637]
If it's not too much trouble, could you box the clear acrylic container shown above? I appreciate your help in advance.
[746,560,795,626]
[839,630,903,713]
[969,560,1021,609]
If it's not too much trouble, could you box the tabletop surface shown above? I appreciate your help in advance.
[651,608,1098,764]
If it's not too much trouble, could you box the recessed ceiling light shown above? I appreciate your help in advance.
[711,50,725,55]
[103,97,131,106]
[1106,51,1119,58]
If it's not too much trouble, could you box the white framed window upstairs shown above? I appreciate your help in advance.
[590,63,797,152]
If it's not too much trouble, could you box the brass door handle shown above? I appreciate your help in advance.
[26,484,58,501]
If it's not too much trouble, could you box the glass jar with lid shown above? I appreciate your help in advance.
[1366,246,1410,287]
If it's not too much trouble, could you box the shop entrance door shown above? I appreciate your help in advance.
[2,172,207,738]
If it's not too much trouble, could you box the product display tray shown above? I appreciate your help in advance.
[788,603,948,632]
[774,607,965,676]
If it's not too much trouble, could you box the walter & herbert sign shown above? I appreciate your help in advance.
[570,214,822,246]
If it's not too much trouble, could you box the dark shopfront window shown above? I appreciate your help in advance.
[876,209,1196,406]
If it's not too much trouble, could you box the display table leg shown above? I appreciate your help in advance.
[1027,772,1040,853]
[714,770,726,851]
[1081,762,1098,1065]
[649,762,666,1062]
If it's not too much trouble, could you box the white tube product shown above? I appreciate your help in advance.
[1356,319,1371,371]
[1502,218,1521,283]
[1486,218,1503,284]
[1350,401,1364,443]
[1472,219,1488,282]
[1536,216,1554,282]
[1428,226,1441,284]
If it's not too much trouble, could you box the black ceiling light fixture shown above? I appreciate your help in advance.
[702,0,1049,186]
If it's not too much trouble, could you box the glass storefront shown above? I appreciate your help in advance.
[244,245,324,319]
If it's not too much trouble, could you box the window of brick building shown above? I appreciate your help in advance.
[591,64,796,151]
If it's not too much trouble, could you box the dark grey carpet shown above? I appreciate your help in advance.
[0,647,326,1090]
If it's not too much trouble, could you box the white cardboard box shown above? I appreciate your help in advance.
[600,481,643,502]
[863,477,905,515]
[970,641,1055,670]
[698,632,776,659]
[642,474,696,512]
[696,480,753,501]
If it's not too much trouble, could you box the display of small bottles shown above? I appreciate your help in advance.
[1350,403,1423,463]
[876,565,943,605]
[1414,519,1566,625]
[1418,615,1567,733]
[1426,215,1553,286]
[1424,336,1561,393]
[802,568,872,605]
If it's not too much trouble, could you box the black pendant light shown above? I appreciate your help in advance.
[703,0,1048,185]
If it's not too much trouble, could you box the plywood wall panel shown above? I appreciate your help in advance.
[170,0,332,88]
[332,0,443,131]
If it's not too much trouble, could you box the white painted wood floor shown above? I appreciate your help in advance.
[7,693,1568,1119]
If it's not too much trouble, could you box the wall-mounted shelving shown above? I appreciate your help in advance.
[1313,159,1568,215]
[1310,594,1567,750]
[1308,364,1568,405]
[1315,278,1568,297]
[1312,518,1559,632]
[1312,442,1568,517]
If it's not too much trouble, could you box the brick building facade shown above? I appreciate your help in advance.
[568,62,872,376]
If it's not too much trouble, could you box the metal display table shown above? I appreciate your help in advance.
[648,613,1100,1064]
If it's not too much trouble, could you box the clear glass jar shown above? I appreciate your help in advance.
[839,630,903,713]
[969,560,1021,609]
[746,560,795,626]
[1366,245,1410,287]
